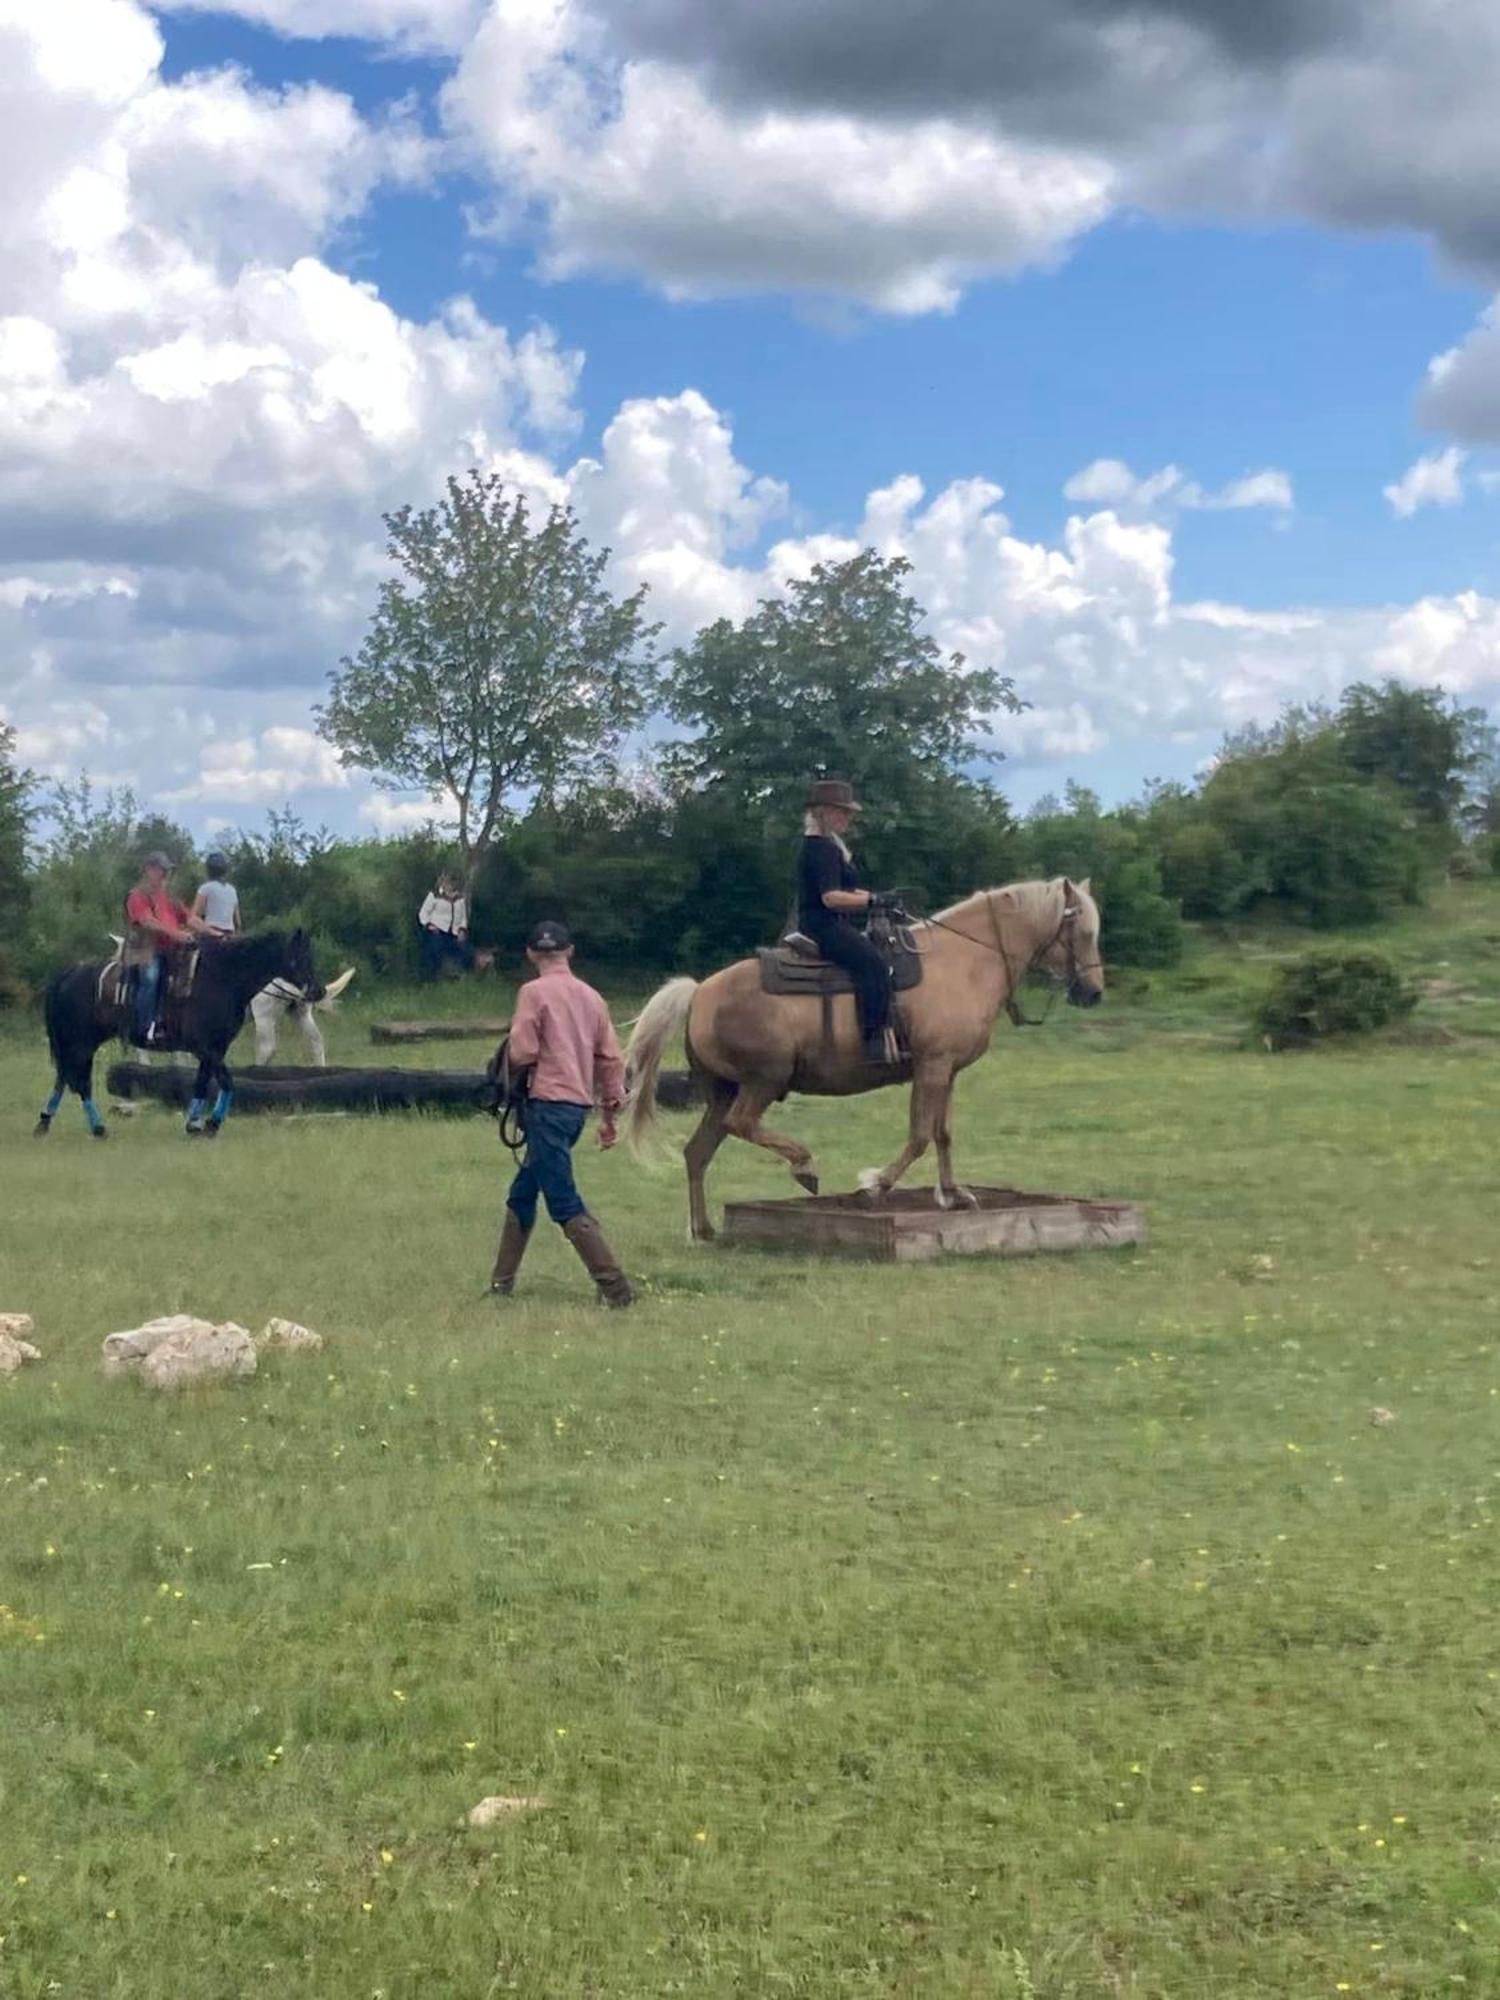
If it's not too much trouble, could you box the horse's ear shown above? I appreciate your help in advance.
[1062,876,1076,901]
[1079,876,1092,897]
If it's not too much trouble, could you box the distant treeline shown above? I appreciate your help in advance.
[2,679,1496,1006]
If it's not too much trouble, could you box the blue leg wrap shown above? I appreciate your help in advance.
[211,1087,233,1123]
[82,1097,105,1133]
[186,1097,206,1125]
[43,1086,63,1118]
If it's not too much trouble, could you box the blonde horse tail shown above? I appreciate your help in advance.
[622,976,699,1155]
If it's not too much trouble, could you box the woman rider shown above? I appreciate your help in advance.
[795,778,893,1063]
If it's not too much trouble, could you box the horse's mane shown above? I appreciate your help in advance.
[932,878,1069,925]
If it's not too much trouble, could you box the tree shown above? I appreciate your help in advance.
[662,550,1022,840]
[1332,680,1492,831]
[0,723,34,1003]
[318,473,658,887]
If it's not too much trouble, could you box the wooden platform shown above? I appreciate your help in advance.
[720,1185,1145,1263]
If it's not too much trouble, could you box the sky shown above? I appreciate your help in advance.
[6,0,1500,842]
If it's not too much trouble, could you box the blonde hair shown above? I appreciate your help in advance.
[804,808,852,860]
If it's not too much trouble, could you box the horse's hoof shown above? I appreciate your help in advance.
[690,1223,717,1244]
[793,1170,819,1195]
[936,1184,979,1212]
[203,1120,221,1138]
[185,1122,204,1138]
[91,1126,109,1141]
[32,1118,51,1139]
[857,1168,885,1206]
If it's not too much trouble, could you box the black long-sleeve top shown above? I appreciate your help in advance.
[797,834,861,935]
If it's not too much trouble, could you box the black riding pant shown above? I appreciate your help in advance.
[807,922,892,1041]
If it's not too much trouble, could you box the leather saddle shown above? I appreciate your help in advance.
[98,941,202,1027]
[758,927,924,998]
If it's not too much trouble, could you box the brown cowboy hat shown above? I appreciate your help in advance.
[806,778,862,813]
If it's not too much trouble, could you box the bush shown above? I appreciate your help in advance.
[1254,950,1415,1050]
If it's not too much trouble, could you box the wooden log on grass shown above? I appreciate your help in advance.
[106,1061,705,1116]
[370,1018,510,1044]
[107,1061,493,1115]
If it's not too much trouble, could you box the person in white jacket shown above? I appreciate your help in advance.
[418,869,475,978]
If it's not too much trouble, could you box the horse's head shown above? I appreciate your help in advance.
[283,928,324,1002]
[1038,878,1104,1008]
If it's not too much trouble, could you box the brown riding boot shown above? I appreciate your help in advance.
[561,1213,634,1308]
[489,1210,532,1296]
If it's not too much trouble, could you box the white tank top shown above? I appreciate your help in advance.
[198,881,239,929]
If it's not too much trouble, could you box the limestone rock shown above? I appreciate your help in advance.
[1369,1405,1397,1427]
[257,1317,324,1354]
[0,1330,42,1376]
[141,1321,257,1391]
[467,1795,546,1827]
[0,1312,36,1339]
[102,1314,217,1377]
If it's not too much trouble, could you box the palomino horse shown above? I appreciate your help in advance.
[36,929,321,1140]
[622,878,1102,1240]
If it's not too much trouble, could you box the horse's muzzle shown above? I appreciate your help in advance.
[1068,979,1103,1008]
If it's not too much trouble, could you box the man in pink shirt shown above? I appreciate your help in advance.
[490,920,633,1308]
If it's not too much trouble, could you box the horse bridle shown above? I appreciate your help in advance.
[926,891,1101,1027]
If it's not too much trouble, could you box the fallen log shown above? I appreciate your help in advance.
[370,1018,510,1045]
[106,1061,706,1116]
[107,1062,492,1115]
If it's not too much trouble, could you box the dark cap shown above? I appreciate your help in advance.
[806,778,862,813]
[143,850,175,870]
[527,920,573,953]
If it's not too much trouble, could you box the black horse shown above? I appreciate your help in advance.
[35,930,321,1141]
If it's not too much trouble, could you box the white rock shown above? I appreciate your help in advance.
[467,1795,546,1827]
[141,1322,257,1391]
[257,1317,324,1353]
[1369,1405,1397,1427]
[0,1332,42,1376]
[102,1314,218,1377]
[0,1312,36,1339]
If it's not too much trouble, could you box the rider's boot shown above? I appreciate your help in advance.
[489,1209,533,1297]
[561,1214,634,1308]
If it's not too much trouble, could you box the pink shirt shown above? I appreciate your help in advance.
[508,961,625,1108]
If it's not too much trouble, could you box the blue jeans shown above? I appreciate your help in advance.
[131,957,163,1042]
[506,1099,590,1229]
[419,927,475,979]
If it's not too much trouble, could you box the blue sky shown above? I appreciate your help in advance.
[6,0,1500,831]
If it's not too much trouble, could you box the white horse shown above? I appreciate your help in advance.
[251,965,355,1064]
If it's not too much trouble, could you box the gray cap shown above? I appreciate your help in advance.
[143,850,175,870]
[527,920,572,953]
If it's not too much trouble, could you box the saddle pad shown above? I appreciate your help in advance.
[758,939,924,999]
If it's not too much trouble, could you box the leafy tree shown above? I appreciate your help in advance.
[1020,784,1183,967]
[662,549,1021,840]
[0,723,34,1004]
[1195,734,1419,927]
[1333,680,1492,830]
[318,473,658,888]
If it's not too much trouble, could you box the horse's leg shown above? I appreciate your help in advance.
[724,1084,819,1196]
[859,1061,948,1203]
[251,992,276,1066]
[683,1080,735,1243]
[298,1003,327,1067]
[34,1069,64,1137]
[932,1076,978,1210]
[207,1053,233,1134]
[185,1054,212,1135]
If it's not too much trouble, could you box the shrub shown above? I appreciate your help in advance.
[1254,950,1415,1050]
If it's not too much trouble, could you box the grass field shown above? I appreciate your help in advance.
[4,886,1500,1997]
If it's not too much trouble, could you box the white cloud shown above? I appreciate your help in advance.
[1383,446,1467,518]
[446,0,1114,314]
[1062,458,1294,515]
[358,793,457,834]
[162,725,351,803]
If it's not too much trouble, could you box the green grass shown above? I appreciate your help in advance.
[5,889,1500,1996]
